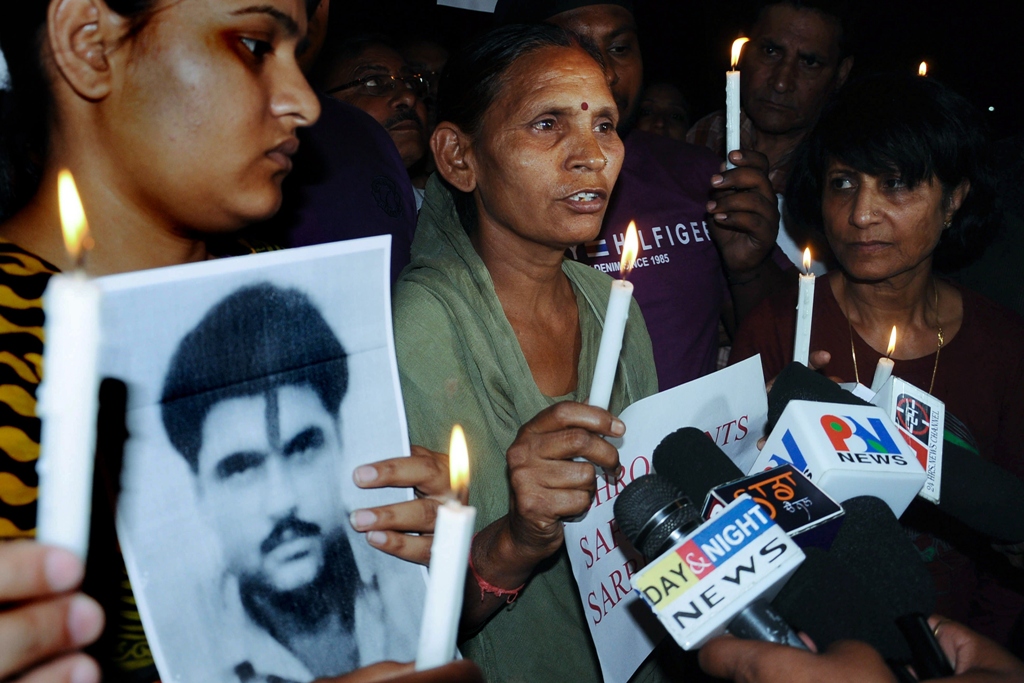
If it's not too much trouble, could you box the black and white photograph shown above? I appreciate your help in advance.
[97,237,424,683]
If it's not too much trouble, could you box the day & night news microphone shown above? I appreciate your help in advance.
[615,473,807,650]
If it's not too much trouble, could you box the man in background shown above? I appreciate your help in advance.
[689,0,854,271]
[317,37,431,208]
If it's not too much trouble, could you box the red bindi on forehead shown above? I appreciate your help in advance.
[581,102,588,110]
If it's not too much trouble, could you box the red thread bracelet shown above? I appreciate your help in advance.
[468,537,525,604]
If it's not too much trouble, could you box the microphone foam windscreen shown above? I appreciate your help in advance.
[767,362,868,431]
[653,427,743,504]
[830,496,936,619]
[772,548,911,661]
[939,437,1024,544]
[614,474,701,559]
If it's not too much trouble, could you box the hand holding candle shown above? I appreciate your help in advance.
[589,221,639,411]
[415,426,476,671]
[35,171,102,560]
[725,37,749,170]
[871,326,898,392]
[793,248,815,366]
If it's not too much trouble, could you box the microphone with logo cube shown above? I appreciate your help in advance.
[750,402,926,517]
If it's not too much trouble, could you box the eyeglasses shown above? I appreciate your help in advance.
[325,73,429,100]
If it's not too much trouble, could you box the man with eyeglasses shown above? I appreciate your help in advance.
[317,36,431,208]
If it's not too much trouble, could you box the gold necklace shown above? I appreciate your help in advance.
[846,281,943,394]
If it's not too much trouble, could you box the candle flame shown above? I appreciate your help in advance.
[449,425,469,498]
[57,170,91,263]
[620,221,639,279]
[918,61,928,77]
[802,247,812,274]
[730,37,749,69]
[886,326,897,358]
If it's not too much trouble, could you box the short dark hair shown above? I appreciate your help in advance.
[436,23,604,232]
[161,283,348,473]
[785,73,996,268]
[750,0,857,60]
[310,32,398,90]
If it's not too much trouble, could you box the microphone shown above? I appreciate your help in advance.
[652,427,743,508]
[754,397,925,515]
[654,427,845,548]
[615,474,703,559]
[768,363,1024,543]
[767,362,865,432]
[773,495,936,663]
[770,547,909,659]
[615,474,807,650]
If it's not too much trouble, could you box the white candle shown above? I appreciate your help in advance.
[589,221,639,411]
[35,171,102,560]
[415,425,476,671]
[725,38,749,170]
[793,247,815,366]
[871,326,898,392]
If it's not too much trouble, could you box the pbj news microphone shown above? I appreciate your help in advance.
[767,363,1024,543]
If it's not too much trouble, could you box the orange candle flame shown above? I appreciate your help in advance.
[449,425,469,501]
[886,326,897,358]
[620,221,639,279]
[918,62,928,77]
[802,247,812,275]
[731,38,749,69]
[57,170,92,265]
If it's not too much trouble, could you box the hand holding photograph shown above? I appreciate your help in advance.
[97,237,424,682]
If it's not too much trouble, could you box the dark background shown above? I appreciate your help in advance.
[331,0,1021,141]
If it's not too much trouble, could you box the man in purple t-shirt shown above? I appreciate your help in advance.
[496,0,788,389]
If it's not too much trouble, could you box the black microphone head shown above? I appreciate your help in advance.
[773,548,912,661]
[830,496,936,620]
[767,362,869,431]
[614,474,702,559]
[652,427,744,505]
[939,429,1024,544]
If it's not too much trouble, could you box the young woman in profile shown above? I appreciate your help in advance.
[0,0,319,679]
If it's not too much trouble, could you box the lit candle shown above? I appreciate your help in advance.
[35,171,102,560]
[793,248,815,366]
[589,221,639,410]
[871,326,898,392]
[919,61,928,77]
[415,425,477,671]
[725,37,749,170]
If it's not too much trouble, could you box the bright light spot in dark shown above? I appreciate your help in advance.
[988,106,995,111]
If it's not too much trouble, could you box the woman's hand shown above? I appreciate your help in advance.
[458,402,624,637]
[504,402,623,564]
[350,446,451,566]
[0,541,104,683]
[707,149,780,277]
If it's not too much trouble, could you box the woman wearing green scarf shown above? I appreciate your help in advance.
[389,24,656,682]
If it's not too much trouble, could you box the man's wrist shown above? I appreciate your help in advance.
[726,251,773,286]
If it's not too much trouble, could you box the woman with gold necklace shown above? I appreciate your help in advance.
[731,73,1024,650]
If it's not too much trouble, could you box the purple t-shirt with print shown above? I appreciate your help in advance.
[255,97,417,282]
[568,130,725,390]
